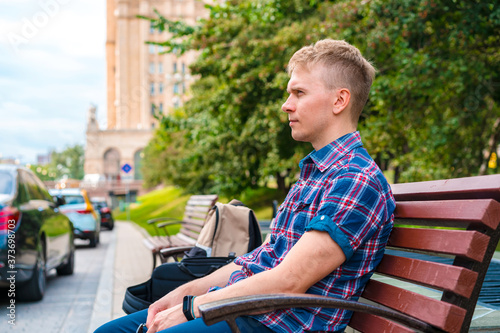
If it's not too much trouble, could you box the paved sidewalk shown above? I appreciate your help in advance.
[88,221,152,332]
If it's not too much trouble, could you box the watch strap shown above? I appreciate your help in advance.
[183,295,196,321]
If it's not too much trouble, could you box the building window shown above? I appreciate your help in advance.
[182,62,186,74]
[173,83,179,94]
[158,62,163,74]
[159,82,164,94]
[150,21,155,34]
[149,44,155,54]
[173,62,178,73]
[150,82,155,96]
[151,103,155,115]
[159,103,163,112]
[149,62,155,74]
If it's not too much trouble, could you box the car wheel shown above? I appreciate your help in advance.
[56,242,75,276]
[108,219,114,230]
[89,232,99,247]
[18,241,46,302]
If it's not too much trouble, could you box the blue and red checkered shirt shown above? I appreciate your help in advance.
[215,131,395,332]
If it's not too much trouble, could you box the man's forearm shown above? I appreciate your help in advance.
[191,230,346,317]
[178,261,239,295]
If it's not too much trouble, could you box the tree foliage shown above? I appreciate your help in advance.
[142,0,499,196]
[30,144,85,181]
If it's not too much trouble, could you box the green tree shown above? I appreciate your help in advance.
[142,0,320,196]
[30,145,85,181]
[142,0,499,195]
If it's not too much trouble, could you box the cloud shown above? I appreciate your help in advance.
[0,0,107,164]
[0,101,87,160]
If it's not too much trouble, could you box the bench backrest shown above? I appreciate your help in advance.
[178,194,219,240]
[349,174,500,333]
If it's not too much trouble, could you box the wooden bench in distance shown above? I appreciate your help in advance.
[198,175,500,333]
[143,194,218,271]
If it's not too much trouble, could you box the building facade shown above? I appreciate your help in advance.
[84,0,207,181]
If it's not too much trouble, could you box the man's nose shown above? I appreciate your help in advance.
[282,96,294,113]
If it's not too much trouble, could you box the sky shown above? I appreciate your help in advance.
[0,0,107,164]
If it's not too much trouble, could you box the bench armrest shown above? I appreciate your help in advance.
[160,246,194,262]
[147,217,180,224]
[198,294,440,333]
[147,217,180,236]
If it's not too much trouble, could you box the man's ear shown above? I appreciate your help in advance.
[332,88,351,115]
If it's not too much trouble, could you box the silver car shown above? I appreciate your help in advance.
[49,188,100,247]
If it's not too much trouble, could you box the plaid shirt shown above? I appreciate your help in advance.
[216,131,395,332]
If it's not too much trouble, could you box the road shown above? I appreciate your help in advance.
[0,228,115,333]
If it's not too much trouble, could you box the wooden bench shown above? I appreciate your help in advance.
[198,175,500,333]
[143,194,218,270]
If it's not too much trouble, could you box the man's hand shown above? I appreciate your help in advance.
[145,261,240,329]
[146,304,187,333]
[146,290,183,329]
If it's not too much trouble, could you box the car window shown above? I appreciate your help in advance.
[31,173,54,202]
[0,171,13,195]
[16,171,29,204]
[20,170,45,200]
[63,195,85,205]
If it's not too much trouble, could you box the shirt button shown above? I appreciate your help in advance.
[320,216,325,220]
[248,255,253,259]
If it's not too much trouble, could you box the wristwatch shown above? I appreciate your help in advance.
[182,295,196,321]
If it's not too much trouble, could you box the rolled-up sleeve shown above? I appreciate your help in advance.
[305,171,387,261]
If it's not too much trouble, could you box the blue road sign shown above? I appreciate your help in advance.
[121,163,132,173]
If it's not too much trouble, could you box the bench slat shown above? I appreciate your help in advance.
[376,254,478,298]
[185,206,213,214]
[388,227,490,262]
[186,199,217,206]
[363,280,466,333]
[179,228,202,241]
[185,211,211,220]
[391,174,500,202]
[174,233,198,245]
[188,194,218,201]
[181,217,206,226]
[395,199,500,230]
[349,311,415,333]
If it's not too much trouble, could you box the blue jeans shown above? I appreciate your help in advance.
[94,309,274,333]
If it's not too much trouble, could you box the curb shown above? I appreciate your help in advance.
[87,228,117,333]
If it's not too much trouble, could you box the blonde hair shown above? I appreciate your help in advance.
[287,39,376,123]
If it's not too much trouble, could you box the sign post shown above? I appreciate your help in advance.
[121,163,133,221]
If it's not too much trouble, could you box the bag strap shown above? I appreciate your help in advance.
[177,263,219,278]
[210,205,220,248]
[178,255,236,278]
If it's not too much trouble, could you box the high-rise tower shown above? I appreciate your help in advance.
[85,0,207,181]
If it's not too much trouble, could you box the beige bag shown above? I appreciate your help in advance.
[192,199,262,257]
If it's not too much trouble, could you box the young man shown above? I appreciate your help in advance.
[95,39,395,333]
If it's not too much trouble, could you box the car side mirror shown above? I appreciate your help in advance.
[54,195,66,206]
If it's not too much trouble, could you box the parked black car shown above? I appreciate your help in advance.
[91,198,114,230]
[0,165,75,301]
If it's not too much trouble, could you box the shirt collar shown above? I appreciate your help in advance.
[300,131,364,172]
